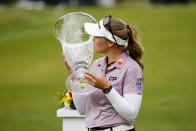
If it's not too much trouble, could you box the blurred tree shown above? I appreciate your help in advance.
[30,0,61,5]
[150,0,190,4]
[30,0,95,6]
[78,0,95,5]
[0,0,18,4]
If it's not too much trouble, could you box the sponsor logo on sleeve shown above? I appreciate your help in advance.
[136,78,143,88]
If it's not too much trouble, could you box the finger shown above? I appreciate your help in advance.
[62,53,72,69]
[62,52,66,61]
[62,53,68,63]
[84,76,95,86]
[64,62,72,72]
[65,62,72,70]
[85,72,96,79]
[62,53,68,64]
[84,74,96,84]
[84,74,95,83]
[86,79,95,86]
[84,74,96,83]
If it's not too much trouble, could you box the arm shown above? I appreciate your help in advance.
[105,88,142,121]
[105,65,143,121]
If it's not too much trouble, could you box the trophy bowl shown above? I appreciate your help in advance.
[53,12,97,95]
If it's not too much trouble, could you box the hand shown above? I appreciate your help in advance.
[84,72,110,90]
[61,52,73,75]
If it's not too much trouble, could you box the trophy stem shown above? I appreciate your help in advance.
[65,66,89,94]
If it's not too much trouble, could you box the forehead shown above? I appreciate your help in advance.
[94,36,107,39]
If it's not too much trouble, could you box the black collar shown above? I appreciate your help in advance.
[106,56,116,68]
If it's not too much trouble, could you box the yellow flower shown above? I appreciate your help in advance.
[60,95,66,103]
[63,93,72,106]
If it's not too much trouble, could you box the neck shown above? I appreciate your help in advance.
[106,49,124,64]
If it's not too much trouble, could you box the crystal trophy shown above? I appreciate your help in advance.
[53,12,97,95]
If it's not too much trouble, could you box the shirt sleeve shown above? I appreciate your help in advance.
[105,88,143,121]
[123,65,144,95]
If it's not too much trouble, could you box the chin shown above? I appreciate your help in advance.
[94,47,106,53]
[95,49,103,53]
[94,48,98,53]
[94,50,100,53]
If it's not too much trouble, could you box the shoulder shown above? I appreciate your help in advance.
[95,56,105,63]
[124,56,143,78]
[91,56,105,65]
[90,56,105,69]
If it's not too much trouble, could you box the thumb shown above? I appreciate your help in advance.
[61,52,73,71]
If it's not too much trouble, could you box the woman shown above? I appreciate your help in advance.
[62,15,144,131]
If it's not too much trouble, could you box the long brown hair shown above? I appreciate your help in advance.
[105,17,144,73]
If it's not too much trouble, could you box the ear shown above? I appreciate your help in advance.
[108,41,115,47]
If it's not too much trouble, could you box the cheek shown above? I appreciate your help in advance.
[94,39,108,53]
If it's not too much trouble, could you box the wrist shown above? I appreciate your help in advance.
[102,83,110,90]
[103,84,113,94]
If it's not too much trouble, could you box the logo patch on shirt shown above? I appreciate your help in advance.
[109,76,117,81]
[118,59,123,65]
[136,78,143,88]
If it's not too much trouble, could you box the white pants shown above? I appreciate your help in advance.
[86,124,135,131]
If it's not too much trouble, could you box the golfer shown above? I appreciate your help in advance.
[62,15,144,131]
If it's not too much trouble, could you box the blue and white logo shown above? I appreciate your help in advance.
[136,78,143,88]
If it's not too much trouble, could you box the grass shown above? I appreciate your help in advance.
[0,3,196,131]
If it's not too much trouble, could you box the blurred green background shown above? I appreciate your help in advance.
[0,1,196,131]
